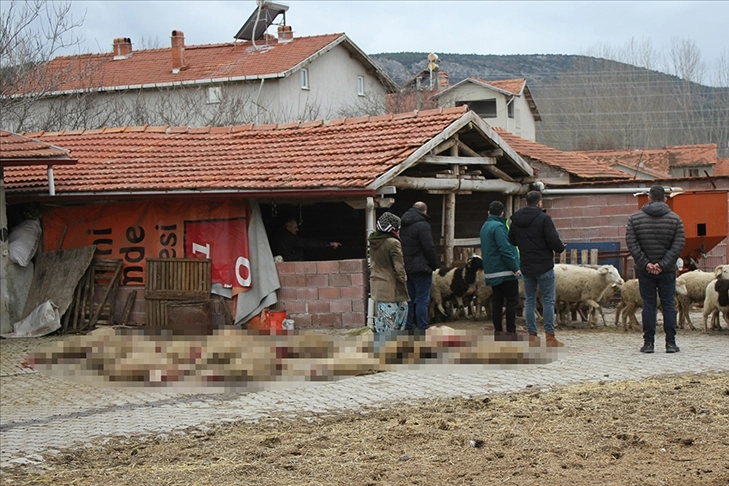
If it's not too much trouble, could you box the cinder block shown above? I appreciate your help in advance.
[316,261,339,274]
[351,272,364,286]
[307,301,331,314]
[306,274,329,287]
[277,287,298,301]
[319,287,342,300]
[342,312,366,327]
[280,300,306,313]
[339,259,364,273]
[296,287,319,300]
[275,262,298,275]
[330,299,352,313]
[351,298,366,312]
[316,313,343,327]
[329,273,352,287]
[340,286,365,299]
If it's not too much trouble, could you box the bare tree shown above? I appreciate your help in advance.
[0,0,86,131]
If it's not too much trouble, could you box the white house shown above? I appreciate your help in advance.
[2,26,398,132]
[430,77,541,141]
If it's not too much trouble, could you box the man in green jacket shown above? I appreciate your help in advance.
[480,201,522,339]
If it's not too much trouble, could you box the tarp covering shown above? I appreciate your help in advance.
[43,199,253,287]
[42,198,280,325]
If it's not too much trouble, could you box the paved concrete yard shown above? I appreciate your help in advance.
[1,327,728,468]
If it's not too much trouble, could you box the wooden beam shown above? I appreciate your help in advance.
[392,176,528,194]
[456,140,480,158]
[420,155,497,165]
[431,138,457,155]
[480,148,504,157]
[481,164,516,182]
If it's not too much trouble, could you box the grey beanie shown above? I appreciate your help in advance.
[377,212,401,233]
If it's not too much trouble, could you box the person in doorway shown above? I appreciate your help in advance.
[508,191,566,347]
[480,201,521,340]
[368,212,409,341]
[626,185,685,354]
[274,218,341,262]
[400,202,438,332]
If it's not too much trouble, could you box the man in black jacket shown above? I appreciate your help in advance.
[626,185,685,354]
[400,202,438,331]
[508,191,566,346]
[274,218,341,262]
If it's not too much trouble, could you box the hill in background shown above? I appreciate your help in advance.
[371,53,729,156]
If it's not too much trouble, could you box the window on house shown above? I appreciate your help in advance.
[207,86,222,104]
[507,100,514,119]
[687,168,700,177]
[456,99,497,118]
[357,75,365,96]
[301,68,309,90]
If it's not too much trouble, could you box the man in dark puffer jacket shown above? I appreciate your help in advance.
[626,185,685,354]
[400,202,438,331]
[509,191,566,346]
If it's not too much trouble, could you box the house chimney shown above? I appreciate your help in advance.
[171,30,185,73]
[113,37,132,59]
[438,71,449,90]
[277,25,293,43]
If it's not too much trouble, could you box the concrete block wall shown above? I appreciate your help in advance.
[273,258,367,328]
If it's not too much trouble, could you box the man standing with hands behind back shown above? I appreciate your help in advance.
[626,185,685,354]
[400,202,438,332]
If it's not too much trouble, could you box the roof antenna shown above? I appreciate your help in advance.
[427,53,439,90]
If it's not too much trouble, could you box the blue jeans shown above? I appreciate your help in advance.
[406,272,432,331]
[638,269,678,345]
[523,269,556,335]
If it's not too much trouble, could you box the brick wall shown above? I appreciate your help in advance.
[273,258,367,328]
[544,179,729,275]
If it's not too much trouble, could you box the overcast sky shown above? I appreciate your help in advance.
[64,1,728,83]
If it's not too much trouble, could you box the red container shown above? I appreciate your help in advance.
[247,309,288,334]
[637,190,728,266]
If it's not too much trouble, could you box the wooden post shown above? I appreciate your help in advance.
[443,140,458,267]
[581,249,589,265]
[590,249,599,266]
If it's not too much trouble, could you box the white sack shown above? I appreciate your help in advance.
[8,219,42,267]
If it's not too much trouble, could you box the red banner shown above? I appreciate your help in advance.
[42,199,252,287]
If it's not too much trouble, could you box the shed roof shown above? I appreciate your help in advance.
[577,144,718,174]
[494,128,630,180]
[4,107,531,198]
[431,77,541,121]
[0,130,76,167]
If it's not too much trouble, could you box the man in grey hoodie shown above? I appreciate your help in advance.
[626,185,685,354]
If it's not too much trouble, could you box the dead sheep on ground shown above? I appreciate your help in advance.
[614,279,688,332]
[676,265,729,330]
[429,255,484,320]
[554,264,624,328]
[701,278,729,333]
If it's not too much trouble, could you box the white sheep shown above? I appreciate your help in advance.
[701,278,729,333]
[614,279,688,331]
[554,264,624,328]
[676,265,729,330]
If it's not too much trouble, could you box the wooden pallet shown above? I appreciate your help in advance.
[144,258,212,327]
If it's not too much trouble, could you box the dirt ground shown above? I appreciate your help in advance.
[2,371,727,486]
[2,308,728,485]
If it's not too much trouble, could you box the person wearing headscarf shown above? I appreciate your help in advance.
[368,212,409,334]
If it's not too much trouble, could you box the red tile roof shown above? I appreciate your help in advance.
[12,34,396,95]
[4,107,473,195]
[493,128,630,180]
[577,144,718,174]
[715,158,729,177]
[471,77,525,95]
[0,130,75,166]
